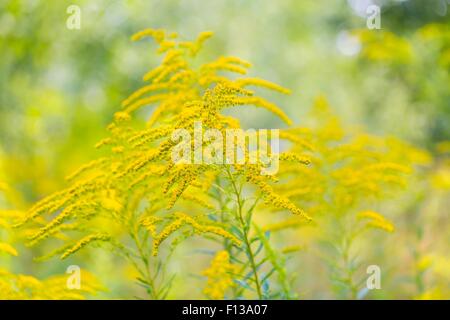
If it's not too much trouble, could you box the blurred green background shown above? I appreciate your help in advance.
[0,0,448,298]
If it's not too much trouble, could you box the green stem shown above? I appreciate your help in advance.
[130,228,159,299]
[226,168,263,299]
[340,229,358,299]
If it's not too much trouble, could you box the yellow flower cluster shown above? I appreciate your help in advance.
[202,251,238,299]
[141,212,240,256]
[15,28,314,263]
[14,29,432,300]
[61,233,111,260]
[247,171,311,220]
[357,210,395,233]
[0,268,102,299]
[275,96,429,218]
[0,25,446,299]
[354,29,413,64]
[0,242,18,256]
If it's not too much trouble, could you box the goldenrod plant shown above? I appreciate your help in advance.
[1,4,448,299]
[274,97,431,298]
[0,180,101,299]
[0,28,440,300]
[12,29,313,299]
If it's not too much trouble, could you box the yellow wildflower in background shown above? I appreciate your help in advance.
[357,211,395,233]
[0,268,102,300]
[202,251,238,299]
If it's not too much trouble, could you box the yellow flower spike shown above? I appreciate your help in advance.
[28,201,94,243]
[188,31,214,56]
[201,56,252,76]
[61,233,111,260]
[95,138,112,149]
[217,56,252,68]
[142,65,165,82]
[157,40,176,53]
[111,146,125,154]
[113,111,131,122]
[357,211,395,233]
[233,96,293,125]
[245,168,312,220]
[279,152,311,165]
[140,216,163,238]
[100,195,123,212]
[65,158,108,182]
[121,83,175,107]
[235,77,291,95]
[124,94,171,113]
[202,251,238,299]
[150,212,240,256]
[197,31,214,43]
[153,61,188,83]
[0,242,18,256]
[131,28,165,43]
[180,192,215,210]
[128,126,172,148]
[151,219,184,256]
